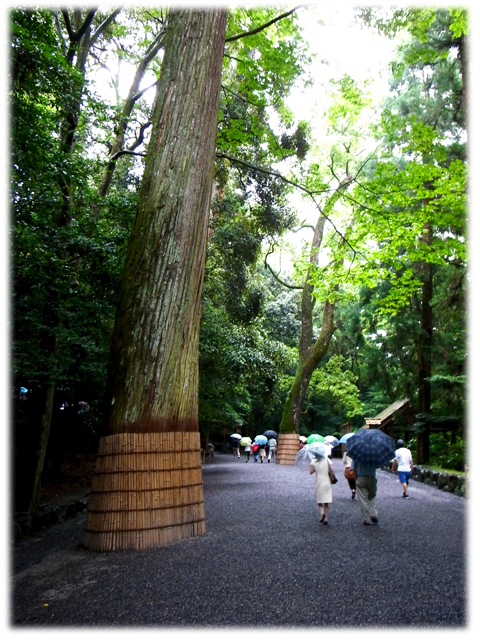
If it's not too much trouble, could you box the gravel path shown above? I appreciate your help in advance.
[11,454,466,628]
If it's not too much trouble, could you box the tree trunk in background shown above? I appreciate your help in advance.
[276,214,336,465]
[105,9,226,435]
[26,335,59,526]
[278,298,335,433]
[83,9,226,551]
[416,259,433,464]
[277,179,352,446]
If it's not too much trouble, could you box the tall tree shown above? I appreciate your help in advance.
[267,75,371,438]
[104,8,227,434]
[353,10,467,462]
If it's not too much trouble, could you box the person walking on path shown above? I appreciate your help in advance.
[259,445,266,463]
[392,439,413,498]
[309,455,333,525]
[252,443,259,462]
[231,438,241,459]
[244,442,251,462]
[267,438,276,463]
[351,458,378,525]
[343,451,356,499]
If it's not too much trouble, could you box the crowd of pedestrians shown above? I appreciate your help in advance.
[230,430,413,528]
[309,438,414,527]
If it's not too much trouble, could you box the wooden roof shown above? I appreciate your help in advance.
[365,398,411,428]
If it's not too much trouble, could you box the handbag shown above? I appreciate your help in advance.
[344,467,356,481]
[328,464,338,484]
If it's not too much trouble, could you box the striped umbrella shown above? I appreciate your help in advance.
[306,434,324,444]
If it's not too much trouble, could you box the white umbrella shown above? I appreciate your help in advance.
[230,433,242,439]
[324,435,339,448]
[294,442,328,471]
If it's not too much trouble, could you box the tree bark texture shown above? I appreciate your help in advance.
[105,9,227,435]
[278,214,335,433]
[279,299,335,432]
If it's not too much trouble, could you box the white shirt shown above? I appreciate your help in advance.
[395,447,412,472]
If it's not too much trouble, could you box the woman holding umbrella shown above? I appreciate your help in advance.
[239,436,252,462]
[309,448,334,525]
[254,435,268,463]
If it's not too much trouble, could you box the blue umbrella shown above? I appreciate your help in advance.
[346,429,395,468]
[339,432,355,444]
[254,435,268,445]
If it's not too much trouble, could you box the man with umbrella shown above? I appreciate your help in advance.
[263,430,277,463]
[347,428,396,526]
[230,431,242,459]
[351,457,378,525]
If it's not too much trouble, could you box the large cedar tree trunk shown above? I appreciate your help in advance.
[83,9,227,551]
[105,8,226,435]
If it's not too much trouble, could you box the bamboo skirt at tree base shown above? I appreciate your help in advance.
[275,433,300,466]
[83,432,206,551]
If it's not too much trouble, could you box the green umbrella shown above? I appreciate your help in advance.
[306,434,324,444]
[239,437,252,447]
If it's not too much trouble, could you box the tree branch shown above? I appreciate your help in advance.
[221,84,264,108]
[264,246,304,290]
[132,79,161,103]
[216,152,356,252]
[54,10,67,55]
[223,53,247,64]
[225,6,304,43]
[109,150,147,162]
[74,9,97,44]
[127,122,152,152]
[61,9,74,40]
[90,8,123,48]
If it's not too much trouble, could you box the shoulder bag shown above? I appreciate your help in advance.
[328,463,338,484]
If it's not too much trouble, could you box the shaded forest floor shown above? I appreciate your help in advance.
[38,452,96,506]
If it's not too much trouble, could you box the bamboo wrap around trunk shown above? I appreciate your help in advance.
[275,433,300,465]
[83,432,205,551]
